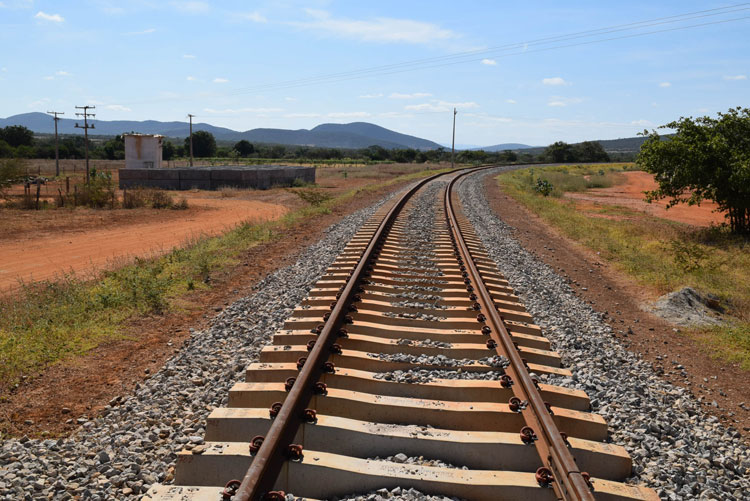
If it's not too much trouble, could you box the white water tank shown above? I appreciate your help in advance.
[124,134,163,169]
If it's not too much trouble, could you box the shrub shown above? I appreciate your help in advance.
[534,178,553,196]
[288,187,332,206]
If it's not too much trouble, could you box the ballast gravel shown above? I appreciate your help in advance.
[456,168,750,501]
[0,191,398,501]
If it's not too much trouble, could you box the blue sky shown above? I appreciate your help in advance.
[0,1,748,147]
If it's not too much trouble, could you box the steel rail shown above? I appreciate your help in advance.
[233,167,466,500]
[444,168,595,500]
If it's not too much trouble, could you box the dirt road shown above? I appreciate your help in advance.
[0,197,287,293]
[565,171,725,226]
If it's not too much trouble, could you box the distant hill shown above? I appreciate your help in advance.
[0,113,443,150]
[507,135,661,156]
[475,143,535,151]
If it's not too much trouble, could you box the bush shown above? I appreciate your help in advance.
[288,187,332,206]
[122,187,178,209]
[534,178,553,196]
[0,158,25,196]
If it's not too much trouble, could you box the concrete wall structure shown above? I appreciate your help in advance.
[124,134,163,170]
[119,165,315,191]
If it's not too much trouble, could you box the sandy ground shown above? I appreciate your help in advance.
[564,171,725,226]
[0,195,288,293]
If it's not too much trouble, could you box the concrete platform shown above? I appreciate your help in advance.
[118,164,315,190]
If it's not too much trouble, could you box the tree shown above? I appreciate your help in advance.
[162,140,176,161]
[637,106,750,234]
[103,135,125,160]
[544,141,574,163]
[233,139,255,157]
[184,130,217,158]
[572,141,610,162]
[0,125,34,148]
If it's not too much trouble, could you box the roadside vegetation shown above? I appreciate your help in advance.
[498,163,750,369]
[0,165,448,391]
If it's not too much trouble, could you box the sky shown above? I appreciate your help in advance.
[0,1,748,147]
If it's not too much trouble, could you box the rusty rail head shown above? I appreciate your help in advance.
[444,169,595,501]
[233,168,464,500]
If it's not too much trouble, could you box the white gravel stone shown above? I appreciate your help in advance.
[456,167,750,500]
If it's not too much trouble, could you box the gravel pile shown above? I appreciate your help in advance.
[369,453,467,469]
[457,168,750,500]
[333,487,462,501]
[0,192,397,501]
[395,339,453,349]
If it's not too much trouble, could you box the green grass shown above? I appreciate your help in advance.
[498,164,750,369]
[0,166,449,390]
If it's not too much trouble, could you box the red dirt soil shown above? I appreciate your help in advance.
[0,196,288,293]
[565,171,725,226]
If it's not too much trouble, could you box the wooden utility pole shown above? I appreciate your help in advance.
[451,108,457,170]
[188,113,195,167]
[47,111,64,177]
[74,105,95,183]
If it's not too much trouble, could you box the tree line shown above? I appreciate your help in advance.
[0,125,612,164]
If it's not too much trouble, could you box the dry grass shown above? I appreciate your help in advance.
[498,164,750,369]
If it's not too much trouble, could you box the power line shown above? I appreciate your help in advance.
[46,111,64,177]
[188,114,195,167]
[115,4,750,108]
[74,105,95,183]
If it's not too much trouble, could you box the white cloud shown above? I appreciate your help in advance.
[284,113,321,118]
[291,9,457,45]
[359,93,383,99]
[542,77,567,86]
[55,70,70,76]
[105,104,132,112]
[284,97,298,102]
[547,96,584,107]
[213,77,229,83]
[35,11,64,22]
[126,28,156,35]
[183,54,196,59]
[389,92,432,99]
[43,76,54,80]
[659,82,671,88]
[480,59,497,66]
[405,100,479,112]
[186,76,196,81]
[327,111,372,118]
[203,107,283,114]
[723,75,747,81]
[630,119,653,126]
[171,1,209,14]
[506,99,516,104]
[238,11,267,23]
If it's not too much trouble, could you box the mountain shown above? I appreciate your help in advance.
[0,113,443,150]
[475,143,534,151]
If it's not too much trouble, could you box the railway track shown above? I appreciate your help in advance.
[145,168,658,501]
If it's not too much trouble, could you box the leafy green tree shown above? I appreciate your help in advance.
[162,140,176,161]
[0,125,34,148]
[501,150,518,162]
[364,145,389,161]
[637,106,750,234]
[544,141,574,163]
[103,135,125,160]
[184,130,217,157]
[233,139,255,157]
[572,141,610,162]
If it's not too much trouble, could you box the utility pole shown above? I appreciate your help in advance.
[47,111,64,177]
[188,113,195,167]
[74,105,95,183]
[451,107,457,170]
